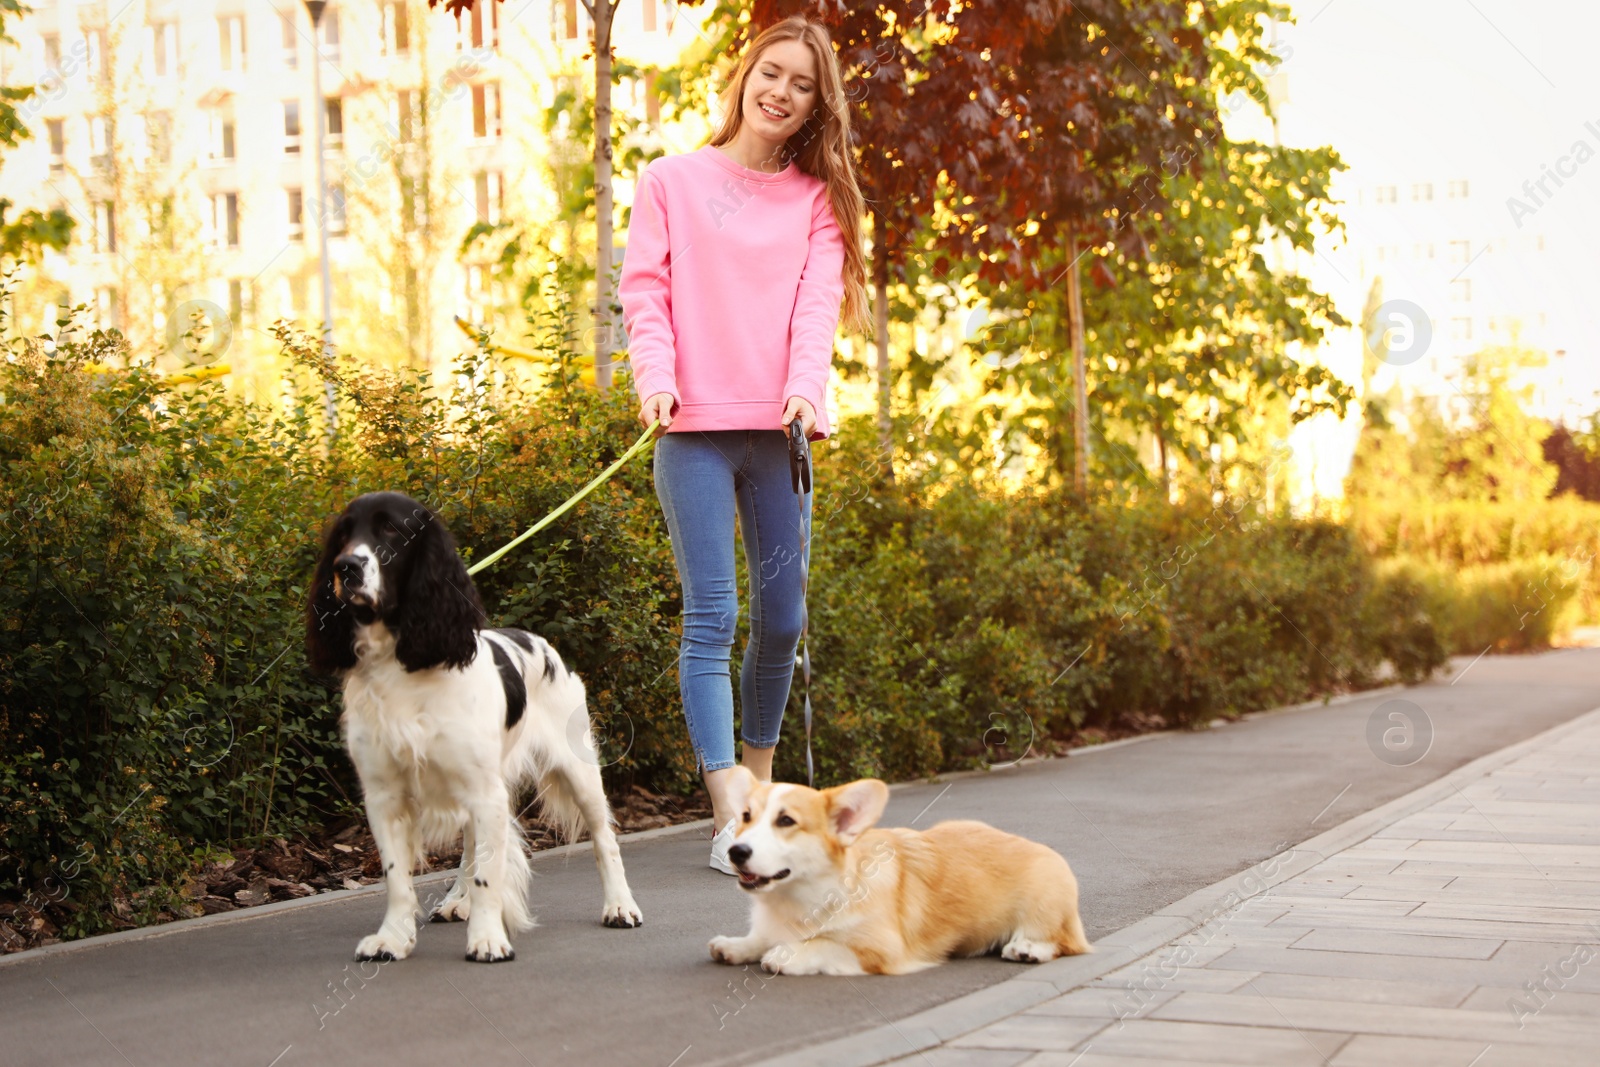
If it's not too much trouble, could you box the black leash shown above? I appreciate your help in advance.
[787,418,815,788]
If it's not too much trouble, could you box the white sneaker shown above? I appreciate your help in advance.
[709,818,738,875]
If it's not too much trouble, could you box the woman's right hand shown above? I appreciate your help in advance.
[640,393,676,436]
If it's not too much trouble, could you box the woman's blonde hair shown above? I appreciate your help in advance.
[709,15,869,335]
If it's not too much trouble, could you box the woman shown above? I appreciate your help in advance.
[618,15,868,873]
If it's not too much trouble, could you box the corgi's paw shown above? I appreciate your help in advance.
[1001,936,1060,964]
[709,934,766,965]
[761,941,865,976]
[355,931,413,962]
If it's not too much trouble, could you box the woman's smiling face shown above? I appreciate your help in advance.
[740,39,819,146]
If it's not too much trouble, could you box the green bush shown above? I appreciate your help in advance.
[2,315,1448,943]
[1377,556,1587,654]
[1351,498,1600,649]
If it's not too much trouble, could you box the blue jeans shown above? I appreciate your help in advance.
[653,430,812,772]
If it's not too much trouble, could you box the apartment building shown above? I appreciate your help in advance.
[1346,172,1594,421]
[0,0,695,396]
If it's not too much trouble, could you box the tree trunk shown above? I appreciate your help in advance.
[1156,421,1169,500]
[1065,227,1089,495]
[873,212,894,485]
[592,0,615,392]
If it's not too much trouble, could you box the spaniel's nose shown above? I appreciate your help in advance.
[333,556,365,588]
[728,843,752,867]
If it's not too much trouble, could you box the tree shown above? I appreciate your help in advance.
[1348,346,1558,505]
[730,1,1232,492]
[901,1,1350,498]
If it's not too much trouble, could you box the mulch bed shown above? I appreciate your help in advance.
[1,783,712,955]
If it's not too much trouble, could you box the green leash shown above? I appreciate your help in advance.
[466,420,660,576]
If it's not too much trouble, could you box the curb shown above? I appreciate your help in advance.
[753,702,1600,1067]
[0,817,711,971]
[0,680,1421,970]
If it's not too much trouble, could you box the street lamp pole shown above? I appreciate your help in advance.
[305,0,337,440]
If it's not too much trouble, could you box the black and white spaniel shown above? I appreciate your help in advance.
[307,491,642,963]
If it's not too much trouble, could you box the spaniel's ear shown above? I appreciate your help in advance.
[305,513,356,676]
[394,508,484,672]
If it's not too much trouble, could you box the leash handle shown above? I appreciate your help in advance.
[788,417,814,787]
[788,418,812,495]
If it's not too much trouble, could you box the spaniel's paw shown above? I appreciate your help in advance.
[465,928,516,963]
[601,894,643,929]
[355,933,413,962]
[430,895,470,923]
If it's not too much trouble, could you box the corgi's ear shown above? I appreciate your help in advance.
[826,779,889,845]
[724,765,761,819]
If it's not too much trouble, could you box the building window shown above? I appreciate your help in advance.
[211,192,240,249]
[284,101,302,154]
[472,83,502,140]
[218,15,246,72]
[1450,317,1472,341]
[209,112,236,163]
[1411,182,1433,202]
[319,8,341,60]
[229,280,245,325]
[475,170,503,224]
[325,97,344,151]
[1412,242,1434,260]
[41,33,61,71]
[1535,234,1546,252]
[1450,279,1472,303]
[383,2,410,55]
[1448,179,1469,199]
[281,10,298,68]
[212,192,240,249]
[85,29,106,80]
[47,119,65,173]
[459,0,499,49]
[150,21,178,78]
[93,202,116,253]
[288,189,304,240]
[1449,240,1470,264]
[88,115,113,170]
[643,0,658,32]
[557,0,582,40]
[1373,184,1397,204]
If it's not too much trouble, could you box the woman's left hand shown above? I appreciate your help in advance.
[781,396,817,438]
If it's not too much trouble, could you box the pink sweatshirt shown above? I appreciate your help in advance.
[618,145,845,440]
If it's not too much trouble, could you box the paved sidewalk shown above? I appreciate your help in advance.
[6,650,1599,1066]
[853,705,1600,1066]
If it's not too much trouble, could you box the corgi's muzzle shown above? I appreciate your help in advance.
[728,843,790,891]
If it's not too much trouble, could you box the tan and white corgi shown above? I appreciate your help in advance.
[708,768,1092,976]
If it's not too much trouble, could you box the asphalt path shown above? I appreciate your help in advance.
[4,648,1598,1067]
